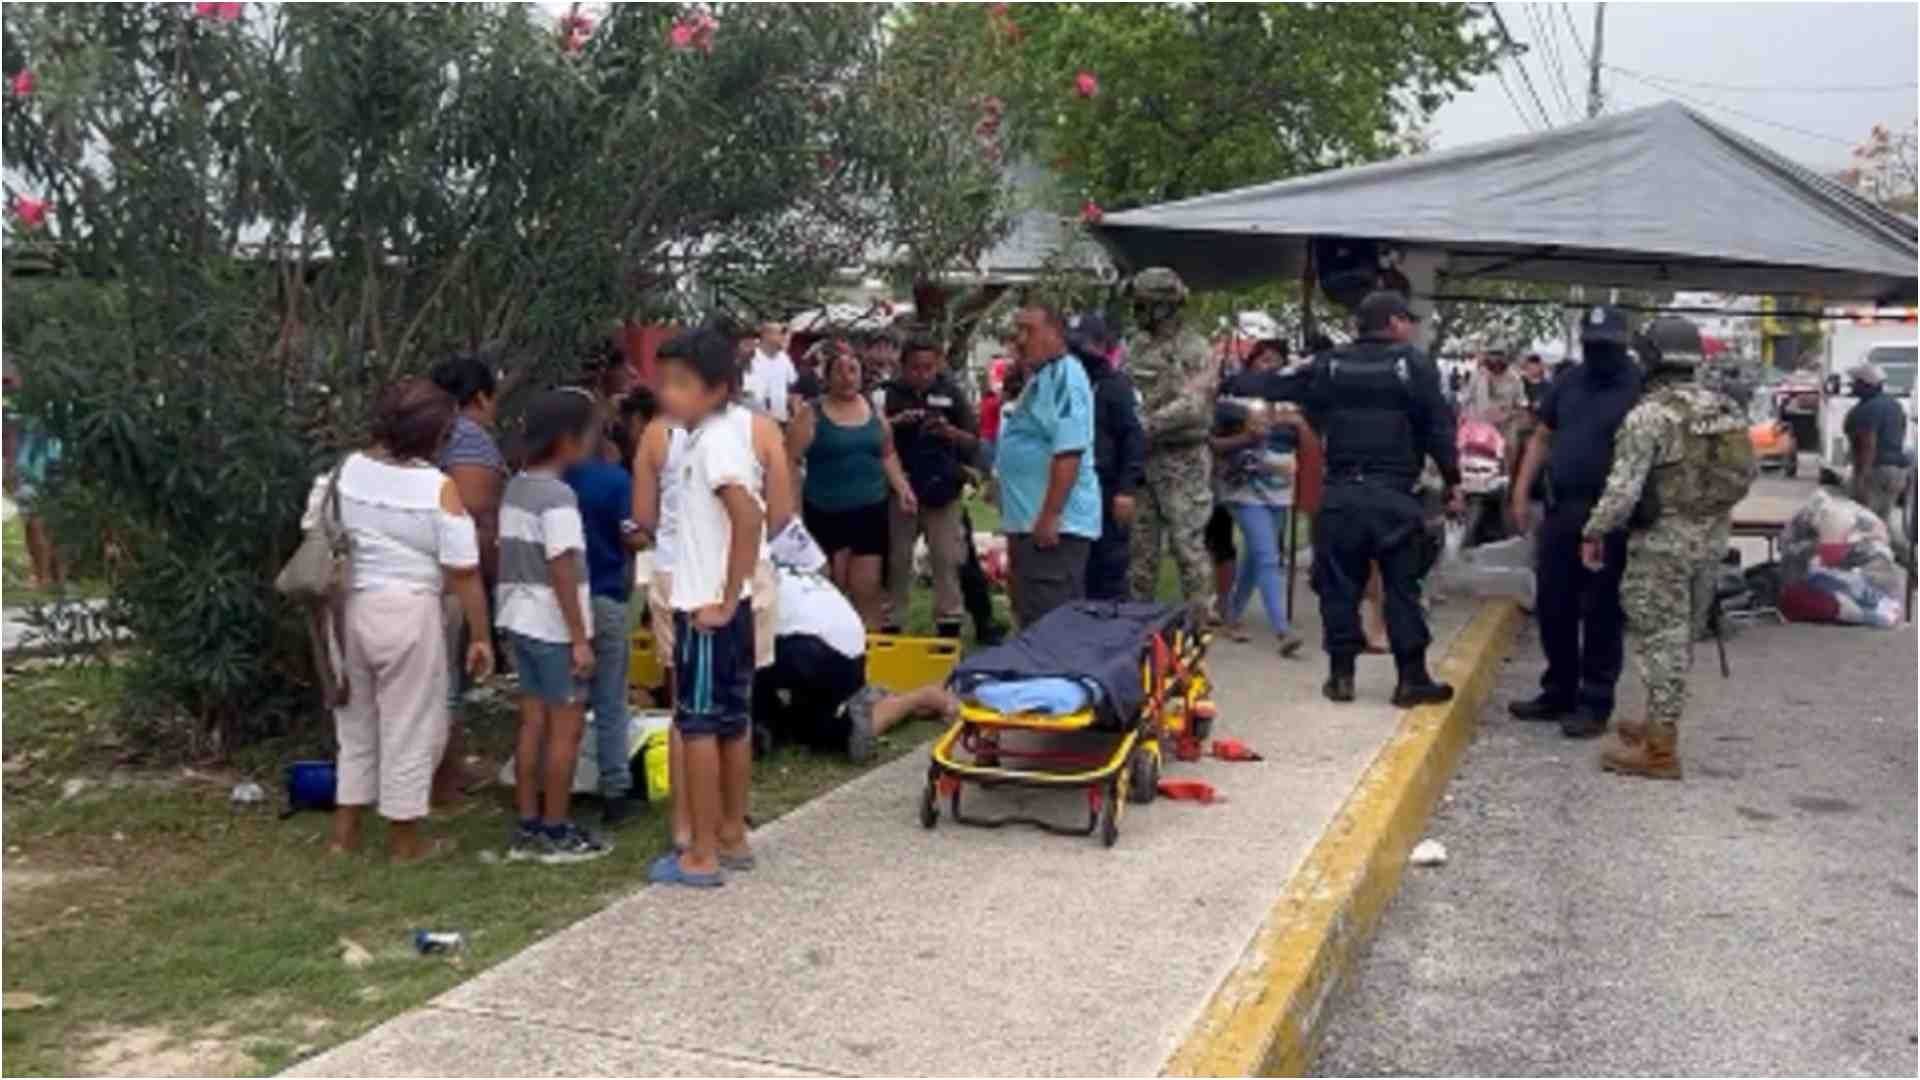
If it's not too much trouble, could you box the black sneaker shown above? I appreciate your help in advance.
[538,823,613,865]
[1560,707,1609,740]
[1508,695,1572,722]
[505,825,548,863]
[601,795,639,831]
[879,623,903,636]
[1323,674,1356,703]
[935,620,964,640]
[1391,679,1455,708]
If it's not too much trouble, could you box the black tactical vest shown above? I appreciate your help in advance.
[1320,342,1419,484]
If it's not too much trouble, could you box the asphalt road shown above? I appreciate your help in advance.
[1317,471,1918,1077]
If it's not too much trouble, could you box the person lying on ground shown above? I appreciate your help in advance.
[753,562,961,763]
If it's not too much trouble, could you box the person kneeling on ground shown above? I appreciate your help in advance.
[755,563,960,763]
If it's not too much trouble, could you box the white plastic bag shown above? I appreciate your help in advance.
[1439,531,1537,605]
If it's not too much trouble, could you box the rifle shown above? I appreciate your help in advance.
[1688,575,1733,678]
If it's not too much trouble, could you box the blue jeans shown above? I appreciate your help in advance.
[589,596,632,797]
[1227,503,1292,635]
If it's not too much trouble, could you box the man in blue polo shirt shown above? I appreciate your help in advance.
[994,303,1103,626]
[1508,306,1643,740]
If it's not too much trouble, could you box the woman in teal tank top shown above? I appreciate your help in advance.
[789,346,915,626]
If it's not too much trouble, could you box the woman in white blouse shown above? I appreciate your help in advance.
[306,378,493,862]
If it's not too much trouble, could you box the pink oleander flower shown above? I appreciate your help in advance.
[12,194,49,230]
[194,2,244,23]
[9,70,33,98]
[1079,200,1103,224]
[1074,70,1099,98]
[669,11,717,53]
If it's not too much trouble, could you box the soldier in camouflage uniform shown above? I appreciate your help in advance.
[1581,315,1756,780]
[1123,267,1220,618]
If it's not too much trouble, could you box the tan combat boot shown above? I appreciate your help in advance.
[1612,718,1646,749]
[1599,722,1682,780]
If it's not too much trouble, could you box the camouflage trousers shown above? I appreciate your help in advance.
[1689,515,1732,640]
[1622,517,1716,729]
[1128,442,1216,615]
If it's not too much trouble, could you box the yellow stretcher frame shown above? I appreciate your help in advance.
[919,620,1215,847]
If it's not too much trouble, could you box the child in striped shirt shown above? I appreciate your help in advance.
[496,389,612,864]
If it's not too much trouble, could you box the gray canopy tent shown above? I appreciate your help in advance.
[1095,102,1917,305]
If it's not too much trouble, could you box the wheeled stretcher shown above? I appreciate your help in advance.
[919,601,1215,847]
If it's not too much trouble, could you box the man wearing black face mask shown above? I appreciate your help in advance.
[1507,306,1643,739]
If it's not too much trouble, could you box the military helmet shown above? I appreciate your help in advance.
[1640,315,1704,370]
[1127,266,1189,304]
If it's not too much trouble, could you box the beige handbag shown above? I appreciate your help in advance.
[277,459,352,707]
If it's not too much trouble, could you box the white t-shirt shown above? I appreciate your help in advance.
[669,408,766,610]
[653,427,690,570]
[774,566,866,660]
[744,348,798,422]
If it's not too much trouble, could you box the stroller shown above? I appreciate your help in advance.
[919,601,1215,847]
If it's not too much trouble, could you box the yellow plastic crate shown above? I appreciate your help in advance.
[865,633,962,693]
[628,629,667,693]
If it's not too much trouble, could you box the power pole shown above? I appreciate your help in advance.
[1587,2,1607,118]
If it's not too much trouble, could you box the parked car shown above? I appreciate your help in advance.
[1749,400,1800,476]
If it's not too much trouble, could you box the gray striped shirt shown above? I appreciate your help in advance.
[494,470,592,642]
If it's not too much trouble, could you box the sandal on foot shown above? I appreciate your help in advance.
[719,850,756,872]
[647,853,723,888]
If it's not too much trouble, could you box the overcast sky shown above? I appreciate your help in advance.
[1429,2,1918,171]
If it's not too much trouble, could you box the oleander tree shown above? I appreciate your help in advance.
[0,1,1017,751]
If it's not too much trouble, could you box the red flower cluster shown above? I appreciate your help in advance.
[987,3,1021,45]
[559,10,595,53]
[669,10,718,53]
[12,194,49,231]
[8,70,33,98]
[193,2,244,23]
[1079,200,1103,224]
[1074,70,1099,99]
[974,94,1005,166]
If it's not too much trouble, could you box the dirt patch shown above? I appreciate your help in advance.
[81,1024,258,1077]
[3,864,106,899]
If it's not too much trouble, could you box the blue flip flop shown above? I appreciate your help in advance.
[647,852,723,888]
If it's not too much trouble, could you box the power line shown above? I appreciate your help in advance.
[1488,4,1556,129]
[1492,64,1542,133]
[1523,2,1580,123]
[1560,3,1589,65]
[1606,64,1917,95]
[1609,66,1861,146]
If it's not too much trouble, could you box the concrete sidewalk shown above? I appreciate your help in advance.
[294,600,1475,1078]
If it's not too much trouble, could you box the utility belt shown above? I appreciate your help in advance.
[1325,466,1419,495]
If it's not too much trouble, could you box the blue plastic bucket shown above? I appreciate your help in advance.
[285,760,337,812]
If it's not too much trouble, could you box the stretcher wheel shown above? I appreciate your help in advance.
[1126,745,1159,805]
[1098,780,1121,847]
[919,779,939,829]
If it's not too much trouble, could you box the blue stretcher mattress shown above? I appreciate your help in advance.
[949,601,1187,731]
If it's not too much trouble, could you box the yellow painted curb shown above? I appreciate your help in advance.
[1163,598,1523,1077]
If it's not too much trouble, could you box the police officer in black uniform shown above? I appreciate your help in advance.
[1295,291,1462,706]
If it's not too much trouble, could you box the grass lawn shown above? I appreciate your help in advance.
[0,656,952,1076]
